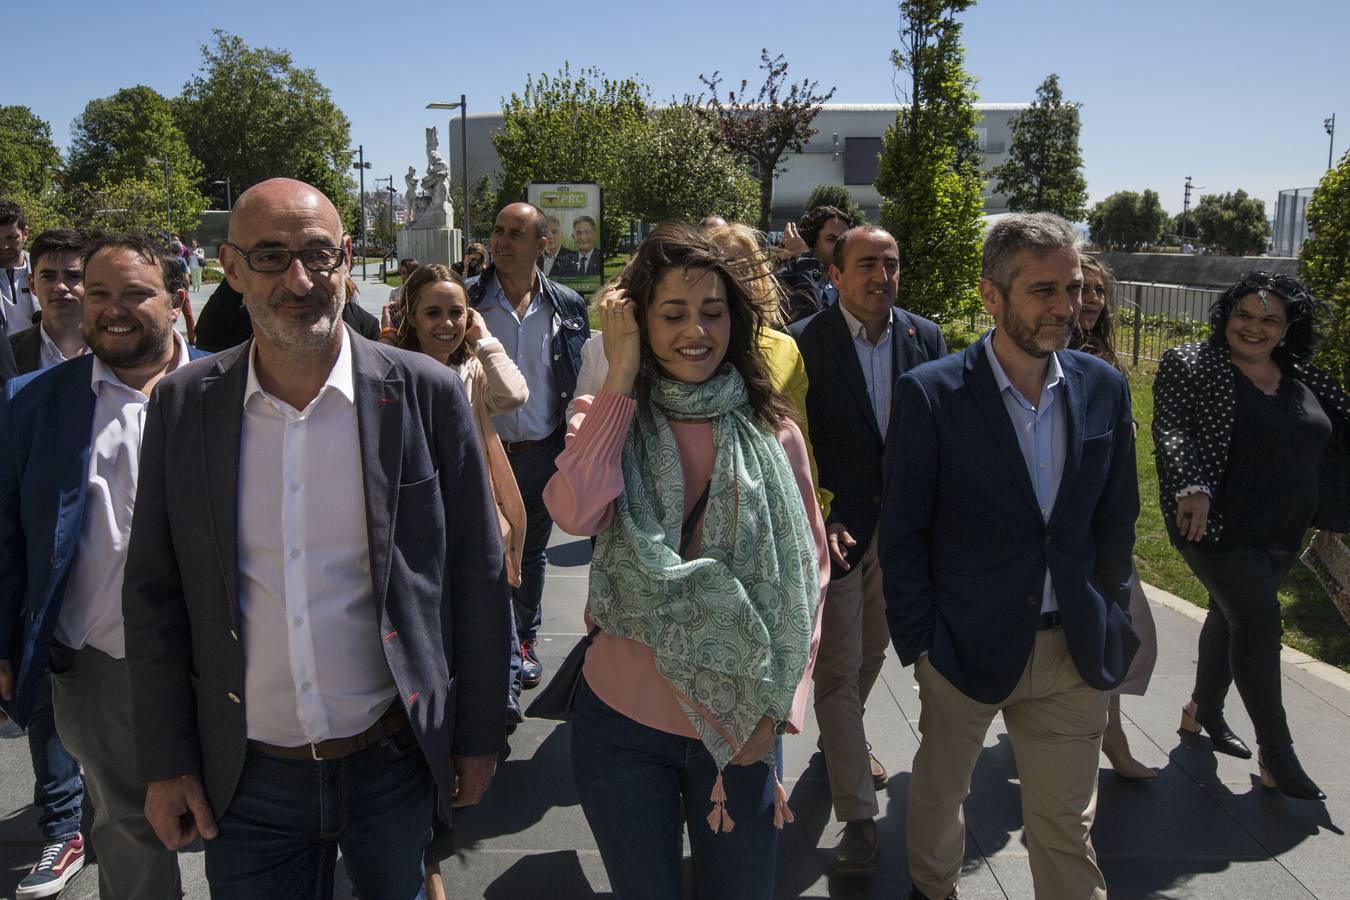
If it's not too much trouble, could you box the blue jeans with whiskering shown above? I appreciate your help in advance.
[205,729,433,900]
[570,675,782,900]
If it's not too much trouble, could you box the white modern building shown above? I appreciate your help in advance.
[442,102,1028,231]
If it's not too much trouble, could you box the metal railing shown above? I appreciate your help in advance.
[962,280,1219,366]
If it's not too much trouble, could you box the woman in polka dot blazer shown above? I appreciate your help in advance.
[1153,271,1350,801]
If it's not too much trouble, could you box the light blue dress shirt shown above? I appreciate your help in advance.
[985,333,1066,614]
[477,274,560,443]
[838,303,894,437]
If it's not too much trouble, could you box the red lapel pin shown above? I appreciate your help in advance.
[379,397,399,405]
[907,326,916,337]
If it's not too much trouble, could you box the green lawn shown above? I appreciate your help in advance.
[1129,364,1350,672]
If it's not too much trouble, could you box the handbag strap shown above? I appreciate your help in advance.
[678,479,713,558]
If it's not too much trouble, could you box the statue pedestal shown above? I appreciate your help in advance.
[397,227,462,268]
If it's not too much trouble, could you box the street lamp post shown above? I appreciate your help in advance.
[209,177,232,211]
[348,145,373,280]
[1326,114,1337,170]
[426,95,470,244]
[162,154,173,233]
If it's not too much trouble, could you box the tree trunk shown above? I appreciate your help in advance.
[757,166,775,232]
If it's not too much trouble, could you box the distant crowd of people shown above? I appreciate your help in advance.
[0,183,1345,900]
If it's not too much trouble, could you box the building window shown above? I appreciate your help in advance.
[844,137,883,185]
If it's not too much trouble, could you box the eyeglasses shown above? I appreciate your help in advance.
[226,243,347,274]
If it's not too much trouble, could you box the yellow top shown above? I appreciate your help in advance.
[758,328,831,519]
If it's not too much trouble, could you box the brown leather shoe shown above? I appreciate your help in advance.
[870,751,888,789]
[910,886,958,899]
[835,818,878,877]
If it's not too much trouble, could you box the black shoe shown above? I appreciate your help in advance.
[834,818,878,877]
[910,886,957,899]
[506,695,523,732]
[1259,747,1326,800]
[1180,702,1252,759]
[520,638,543,689]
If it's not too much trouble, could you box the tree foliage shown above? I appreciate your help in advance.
[1300,150,1350,386]
[176,31,355,229]
[447,175,503,244]
[493,64,650,252]
[875,0,985,320]
[805,184,867,224]
[625,104,758,228]
[1088,190,1168,252]
[0,106,62,195]
[66,86,207,234]
[699,49,835,231]
[989,74,1087,220]
[1189,189,1270,256]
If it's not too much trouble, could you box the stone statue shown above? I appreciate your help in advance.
[411,126,454,229]
[404,167,418,225]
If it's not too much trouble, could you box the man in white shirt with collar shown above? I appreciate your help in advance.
[0,233,198,900]
[122,178,509,900]
[0,199,36,337]
[9,228,89,377]
[554,215,602,277]
[789,225,947,876]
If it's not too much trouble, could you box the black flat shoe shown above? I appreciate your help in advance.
[1259,747,1326,800]
[1180,702,1252,759]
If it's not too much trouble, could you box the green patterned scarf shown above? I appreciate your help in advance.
[589,366,818,776]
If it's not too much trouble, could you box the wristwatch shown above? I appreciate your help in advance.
[772,719,789,736]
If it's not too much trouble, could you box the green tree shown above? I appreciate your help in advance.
[66,86,207,234]
[176,31,355,229]
[1189,189,1270,256]
[0,106,62,195]
[1088,190,1168,251]
[1300,150,1350,385]
[698,49,835,231]
[447,175,503,244]
[875,0,985,320]
[989,74,1087,220]
[493,64,651,253]
[624,104,758,227]
[0,105,69,233]
[805,184,867,224]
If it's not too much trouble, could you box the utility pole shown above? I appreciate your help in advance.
[348,145,372,279]
[1181,175,1194,249]
[1326,114,1337,170]
[162,154,173,233]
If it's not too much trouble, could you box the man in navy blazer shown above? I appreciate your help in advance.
[882,214,1138,900]
[0,234,206,899]
[790,225,946,875]
[122,179,509,900]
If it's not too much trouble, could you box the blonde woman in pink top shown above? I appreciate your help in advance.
[543,224,828,900]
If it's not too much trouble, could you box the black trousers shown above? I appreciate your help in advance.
[1179,541,1296,749]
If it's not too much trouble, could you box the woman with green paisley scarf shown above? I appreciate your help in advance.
[543,224,828,899]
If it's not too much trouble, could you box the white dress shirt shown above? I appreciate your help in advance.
[37,323,88,370]
[58,332,191,658]
[1,255,34,336]
[237,329,398,745]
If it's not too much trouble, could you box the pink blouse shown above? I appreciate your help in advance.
[542,390,830,740]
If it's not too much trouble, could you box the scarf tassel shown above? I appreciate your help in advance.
[772,771,794,829]
[706,771,736,833]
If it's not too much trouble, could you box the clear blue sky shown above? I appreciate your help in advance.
[8,0,1345,218]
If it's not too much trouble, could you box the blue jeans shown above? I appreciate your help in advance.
[571,676,781,900]
[28,670,84,841]
[205,730,434,900]
[507,433,563,698]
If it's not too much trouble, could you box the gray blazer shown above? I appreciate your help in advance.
[121,329,511,823]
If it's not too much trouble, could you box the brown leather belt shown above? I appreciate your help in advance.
[503,428,562,454]
[249,704,408,762]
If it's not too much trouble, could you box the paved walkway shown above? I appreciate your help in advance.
[6,283,1350,897]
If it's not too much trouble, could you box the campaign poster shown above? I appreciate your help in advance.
[525,182,604,296]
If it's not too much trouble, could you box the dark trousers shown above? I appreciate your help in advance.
[571,676,782,900]
[1180,541,1297,749]
[205,735,434,900]
[28,670,84,841]
[506,433,563,697]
